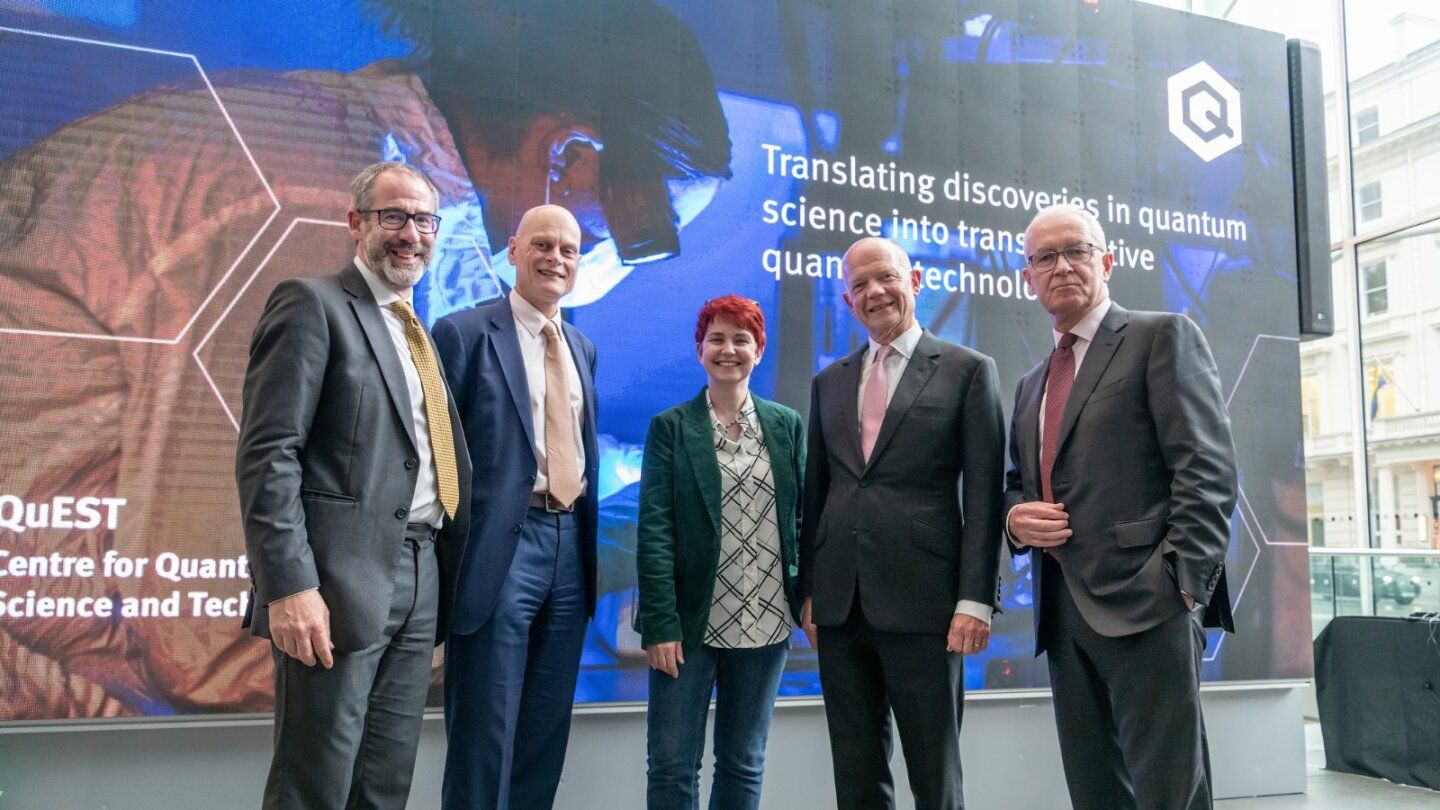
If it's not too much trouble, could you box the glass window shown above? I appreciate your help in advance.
[1364,358,1396,420]
[1428,466,1440,548]
[1358,182,1383,223]
[1361,260,1388,316]
[1310,553,1440,635]
[1359,222,1440,549]
[1302,251,1360,548]
[1308,479,1327,546]
[1354,106,1380,145]
[1301,374,1323,436]
[1346,1,1440,227]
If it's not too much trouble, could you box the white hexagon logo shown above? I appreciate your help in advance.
[1167,61,1242,163]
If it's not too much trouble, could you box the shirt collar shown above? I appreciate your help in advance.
[353,257,409,307]
[1053,298,1112,347]
[509,288,561,339]
[706,389,758,434]
[868,320,923,363]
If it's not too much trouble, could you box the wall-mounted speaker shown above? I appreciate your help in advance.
[1289,38,1335,339]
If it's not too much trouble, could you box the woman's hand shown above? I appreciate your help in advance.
[646,641,685,678]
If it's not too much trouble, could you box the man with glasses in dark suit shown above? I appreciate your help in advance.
[1005,204,1237,810]
[237,162,471,809]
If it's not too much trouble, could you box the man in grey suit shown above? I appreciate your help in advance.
[1005,205,1237,809]
[799,237,1005,809]
[236,161,471,809]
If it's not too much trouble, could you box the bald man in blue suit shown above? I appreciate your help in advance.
[432,206,599,810]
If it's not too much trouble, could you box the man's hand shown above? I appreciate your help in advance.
[645,641,685,679]
[1008,502,1073,551]
[802,597,819,651]
[268,589,334,668]
[947,613,990,655]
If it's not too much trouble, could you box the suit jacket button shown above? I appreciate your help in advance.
[395,507,408,519]
[527,474,536,485]
[405,458,418,470]
[513,523,523,534]
[859,479,869,488]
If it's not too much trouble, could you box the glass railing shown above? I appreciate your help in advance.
[1309,549,1440,637]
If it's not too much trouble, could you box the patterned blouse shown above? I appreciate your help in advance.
[704,392,791,649]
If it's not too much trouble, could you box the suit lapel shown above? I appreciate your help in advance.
[832,346,867,476]
[754,396,794,521]
[864,331,940,472]
[1055,303,1129,457]
[342,263,418,452]
[681,391,723,534]
[489,299,538,451]
[1016,361,1047,489]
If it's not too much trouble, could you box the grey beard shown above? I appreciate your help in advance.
[368,243,429,292]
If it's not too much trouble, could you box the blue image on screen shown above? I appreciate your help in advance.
[568,92,817,702]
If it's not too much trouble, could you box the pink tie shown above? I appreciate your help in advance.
[860,344,893,462]
[1040,333,1078,503]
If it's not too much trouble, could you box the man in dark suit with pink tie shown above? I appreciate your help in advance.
[800,237,1006,809]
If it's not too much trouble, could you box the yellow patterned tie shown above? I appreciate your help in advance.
[541,321,582,508]
[389,300,460,520]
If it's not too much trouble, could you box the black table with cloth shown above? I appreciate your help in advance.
[1313,615,1440,791]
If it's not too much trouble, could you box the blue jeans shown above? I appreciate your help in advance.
[646,640,789,810]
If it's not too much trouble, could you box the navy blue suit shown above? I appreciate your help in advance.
[432,295,599,810]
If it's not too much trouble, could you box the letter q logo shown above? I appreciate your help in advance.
[1167,61,1242,162]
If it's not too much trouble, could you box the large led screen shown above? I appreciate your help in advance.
[0,0,1311,722]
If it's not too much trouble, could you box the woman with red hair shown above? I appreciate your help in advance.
[635,294,805,809]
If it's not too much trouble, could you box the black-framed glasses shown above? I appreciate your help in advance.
[1026,242,1101,274]
[358,208,441,234]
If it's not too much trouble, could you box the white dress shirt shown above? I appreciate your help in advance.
[354,257,444,528]
[509,289,587,495]
[858,321,993,626]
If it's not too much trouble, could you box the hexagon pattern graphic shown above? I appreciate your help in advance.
[1205,333,1307,663]
[0,27,278,344]
[194,219,498,430]
[1167,61,1243,163]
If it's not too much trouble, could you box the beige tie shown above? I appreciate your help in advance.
[389,300,460,520]
[541,321,582,508]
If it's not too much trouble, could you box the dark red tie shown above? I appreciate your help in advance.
[1040,333,1078,503]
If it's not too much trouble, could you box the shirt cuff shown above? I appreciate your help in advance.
[1004,503,1021,544]
[268,587,318,607]
[954,600,993,625]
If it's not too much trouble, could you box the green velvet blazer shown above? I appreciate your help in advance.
[634,388,806,649]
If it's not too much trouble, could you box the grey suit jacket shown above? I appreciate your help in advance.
[236,262,472,652]
[800,330,1006,634]
[1003,302,1237,649]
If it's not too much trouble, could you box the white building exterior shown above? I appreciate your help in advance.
[1308,13,1440,550]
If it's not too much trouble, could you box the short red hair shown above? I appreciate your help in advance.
[695,294,766,351]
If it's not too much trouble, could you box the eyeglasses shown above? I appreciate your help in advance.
[1026,242,1101,274]
[358,208,441,234]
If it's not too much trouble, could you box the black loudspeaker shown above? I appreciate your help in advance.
[1288,38,1335,339]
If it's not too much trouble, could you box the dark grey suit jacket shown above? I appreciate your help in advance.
[800,330,1005,634]
[236,262,472,653]
[1003,302,1237,650]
